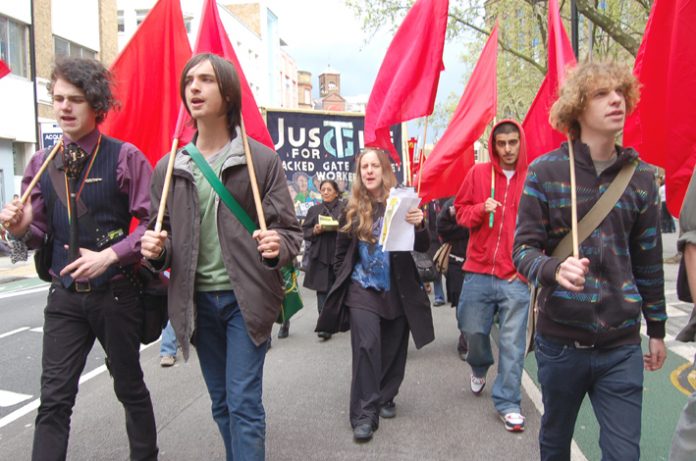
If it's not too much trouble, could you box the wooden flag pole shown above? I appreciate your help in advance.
[417,116,429,195]
[154,137,179,233]
[19,141,62,204]
[567,135,579,258]
[240,118,267,231]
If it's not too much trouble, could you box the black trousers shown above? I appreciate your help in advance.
[349,308,409,429]
[31,281,158,461]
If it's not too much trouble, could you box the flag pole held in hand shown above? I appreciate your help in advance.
[155,137,179,233]
[20,141,62,204]
[240,118,267,231]
[567,135,579,258]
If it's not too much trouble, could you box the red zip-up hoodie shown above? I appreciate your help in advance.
[454,119,527,280]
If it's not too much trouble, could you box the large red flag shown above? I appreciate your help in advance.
[101,0,192,166]
[522,0,576,162]
[418,24,498,203]
[624,0,696,216]
[363,0,448,162]
[191,0,274,150]
[0,59,10,78]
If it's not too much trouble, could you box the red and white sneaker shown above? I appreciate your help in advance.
[500,412,525,432]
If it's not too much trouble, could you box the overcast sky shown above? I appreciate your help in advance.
[267,0,470,109]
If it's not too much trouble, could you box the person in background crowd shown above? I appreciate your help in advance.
[316,148,434,443]
[514,61,666,460]
[670,166,696,461]
[141,53,301,461]
[425,199,447,306]
[159,321,178,367]
[455,119,530,432]
[436,196,470,360]
[302,179,345,340]
[658,171,676,233]
[0,57,158,461]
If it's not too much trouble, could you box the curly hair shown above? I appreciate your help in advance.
[180,53,242,138]
[341,148,397,243]
[48,57,115,124]
[549,60,640,140]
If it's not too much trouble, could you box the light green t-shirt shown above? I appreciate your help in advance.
[193,143,234,292]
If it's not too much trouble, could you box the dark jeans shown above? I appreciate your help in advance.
[195,291,267,461]
[535,335,643,461]
[349,308,409,429]
[32,282,157,461]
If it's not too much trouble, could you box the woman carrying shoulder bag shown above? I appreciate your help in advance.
[316,148,434,443]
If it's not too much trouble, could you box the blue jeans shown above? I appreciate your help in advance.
[433,275,445,302]
[457,272,529,414]
[535,335,643,461]
[195,291,268,461]
[159,321,177,357]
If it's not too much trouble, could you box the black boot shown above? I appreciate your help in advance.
[278,320,290,339]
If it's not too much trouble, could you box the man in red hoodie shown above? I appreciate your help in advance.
[454,120,529,432]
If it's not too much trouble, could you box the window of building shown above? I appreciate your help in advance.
[184,15,192,33]
[117,10,124,32]
[136,9,150,26]
[0,15,29,78]
[54,36,97,59]
[304,88,310,105]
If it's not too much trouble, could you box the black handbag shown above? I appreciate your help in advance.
[34,233,53,282]
[411,251,438,283]
[134,266,169,344]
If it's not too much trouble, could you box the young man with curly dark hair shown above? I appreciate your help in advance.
[0,57,157,460]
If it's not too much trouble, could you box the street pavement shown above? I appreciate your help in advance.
[0,230,692,460]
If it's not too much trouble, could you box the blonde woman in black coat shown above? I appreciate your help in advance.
[316,148,434,443]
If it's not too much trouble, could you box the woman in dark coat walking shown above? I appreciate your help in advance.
[316,148,434,443]
[436,197,470,360]
[302,179,344,339]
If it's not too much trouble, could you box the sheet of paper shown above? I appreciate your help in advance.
[318,214,339,231]
[378,187,421,251]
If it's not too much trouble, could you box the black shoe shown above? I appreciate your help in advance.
[353,423,373,442]
[379,401,396,419]
[278,321,290,339]
[317,331,332,340]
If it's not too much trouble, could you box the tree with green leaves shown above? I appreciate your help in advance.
[348,0,652,124]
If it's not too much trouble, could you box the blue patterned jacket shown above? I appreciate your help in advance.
[513,140,666,347]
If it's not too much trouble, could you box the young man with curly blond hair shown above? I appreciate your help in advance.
[513,61,667,460]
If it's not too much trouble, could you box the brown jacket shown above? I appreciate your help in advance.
[148,129,302,358]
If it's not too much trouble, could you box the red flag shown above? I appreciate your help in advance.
[363,0,448,162]
[624,0,696,216]
[191,0,274,150]
[522,0,577,162]
[418,24,498,203]
[101,0,192,166]
[0,59,10,79]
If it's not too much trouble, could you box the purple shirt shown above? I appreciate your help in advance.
[21,128,152,266]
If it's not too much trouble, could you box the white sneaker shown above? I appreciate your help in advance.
[500,412,525,432]
[470,375,486,395]
[160,355,176,367]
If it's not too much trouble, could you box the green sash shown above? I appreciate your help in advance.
[186,142,303,323]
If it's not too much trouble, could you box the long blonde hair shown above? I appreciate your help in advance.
[341,148,397,243]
